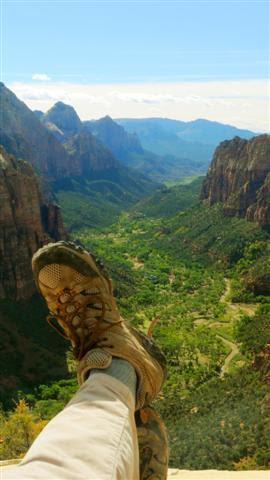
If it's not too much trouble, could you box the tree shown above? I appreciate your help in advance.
[0,400,47,460]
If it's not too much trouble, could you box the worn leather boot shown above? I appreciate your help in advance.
[32,241,167,410]
[136,405,169,480]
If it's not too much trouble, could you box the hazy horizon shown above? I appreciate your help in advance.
[6,79,268,133]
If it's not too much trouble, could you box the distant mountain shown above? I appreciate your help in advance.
[119,117,256,144]
[38,102,158,206]
[39,103,257,186]
[201,134,270,226]
[63,130,119,174]
[116,117,257,166]
[39,103,192,184]
[0,83,71,181]
[83,115,203,182]
[33,110,44,120]
[43,101,82,138]
[1,87,158,229]
[84,115,144,162]
[55,130,158,229]
[176,118,256,145]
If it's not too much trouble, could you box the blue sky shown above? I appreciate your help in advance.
[2,0,269,83]
[1,0,269,130]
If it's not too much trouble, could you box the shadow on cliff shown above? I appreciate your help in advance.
[0,294,70,408]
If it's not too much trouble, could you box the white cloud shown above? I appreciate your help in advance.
[108,91,181,104]
[8,79,270,132]
[32,73,51,81]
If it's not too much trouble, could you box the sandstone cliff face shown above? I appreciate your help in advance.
[201,135,270,226]
[0,147,65,299]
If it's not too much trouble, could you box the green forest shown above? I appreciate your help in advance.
[1,178,269,470]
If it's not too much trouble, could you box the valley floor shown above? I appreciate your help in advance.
[1,187,269,470]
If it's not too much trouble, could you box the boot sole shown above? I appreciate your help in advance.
[32,241,111,293]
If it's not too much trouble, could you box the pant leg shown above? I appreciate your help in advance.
[4,373,139,480]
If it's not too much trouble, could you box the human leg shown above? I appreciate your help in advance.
[5,363,139,480]
[5,241,168,479]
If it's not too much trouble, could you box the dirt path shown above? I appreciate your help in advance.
[125,254,144,270]
[220,278,231,303]
[217,335,240,378]
[194,278,257,377]
[221,278,257,317]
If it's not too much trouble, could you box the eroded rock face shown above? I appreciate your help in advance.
[0,146,65,299]
[201,135,270,225]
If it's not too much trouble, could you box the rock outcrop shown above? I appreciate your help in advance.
[0,146,65,299]
[43,101,82,138]
[201,135,270,226]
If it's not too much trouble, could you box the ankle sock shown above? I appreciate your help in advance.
[91,358,137,398]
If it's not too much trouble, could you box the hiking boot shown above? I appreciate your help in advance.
[136,405,169,480]
[32,241,167,410]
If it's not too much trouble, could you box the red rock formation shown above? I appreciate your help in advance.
[0,146,65,299]
[201,135,270,226]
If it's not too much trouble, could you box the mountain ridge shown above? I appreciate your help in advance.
[1,84,158,230]
[116,117,257,145]
[116,117,258,171]
[0,83,71,181]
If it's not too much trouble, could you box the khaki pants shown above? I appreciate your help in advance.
[5,373,139,480]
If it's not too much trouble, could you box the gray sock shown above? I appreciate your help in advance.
[91,358,137,398]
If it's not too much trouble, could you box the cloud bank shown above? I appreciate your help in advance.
[8,79,269,132]
[32,73,51,81]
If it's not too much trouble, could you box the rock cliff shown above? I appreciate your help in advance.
[201,135,270,226]
[0,146,65,299]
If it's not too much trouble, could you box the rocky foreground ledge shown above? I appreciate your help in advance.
[168,469,269,479]
[0,462,269,479]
